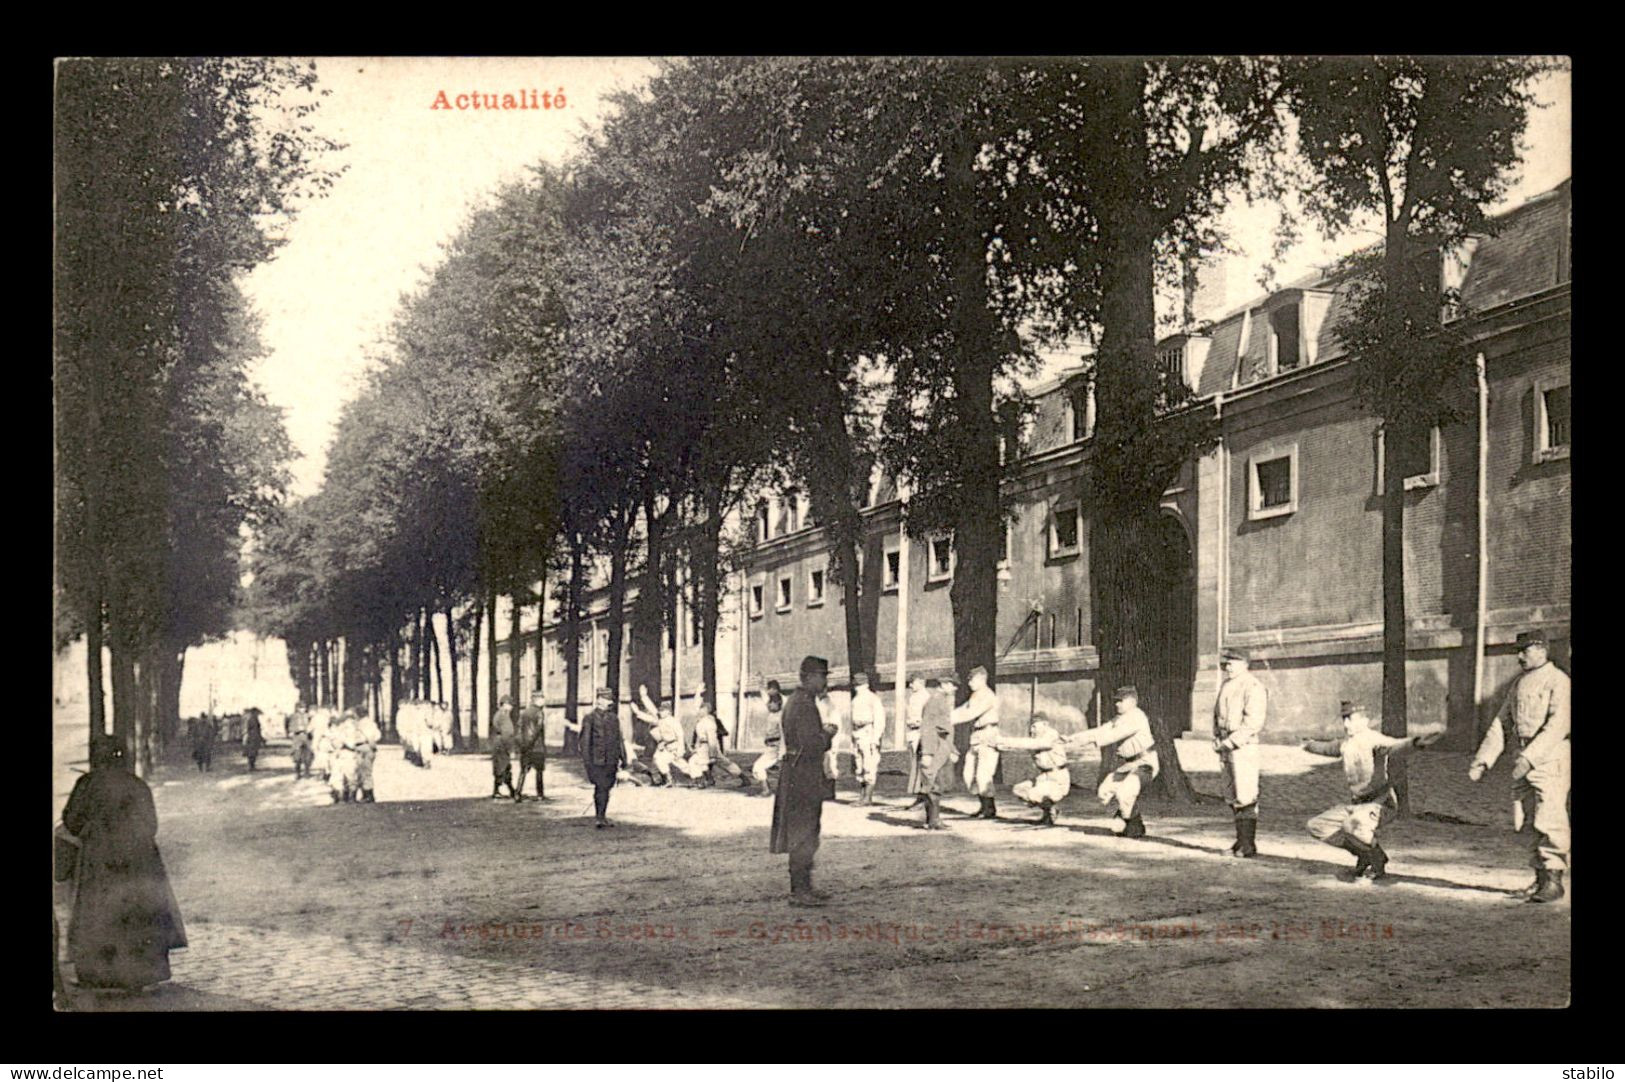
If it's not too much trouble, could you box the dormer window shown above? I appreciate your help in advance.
[1158,345,1185,389]
[756,500,771,543]
[1269,303,1301,373]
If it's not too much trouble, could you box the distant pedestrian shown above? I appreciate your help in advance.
[581,687,626,829]
[189,716,216,773]
[290,729,313,780]
[59,736,187,993]
[1469,629,1570,903]
[1304,701,1439,882]
[770,656,839,906]
[514,693,547,802]
[243,710,264,772]
[327,711,361,804]
[1213,648,1267,858]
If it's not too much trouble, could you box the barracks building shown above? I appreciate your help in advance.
[496,179,1571,753]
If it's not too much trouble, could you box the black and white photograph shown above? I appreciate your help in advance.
[52,55,1572,1014]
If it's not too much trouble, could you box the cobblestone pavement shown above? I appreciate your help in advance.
[54,718,1569,1011]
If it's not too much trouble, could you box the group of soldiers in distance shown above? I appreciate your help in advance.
[184,709,265,773]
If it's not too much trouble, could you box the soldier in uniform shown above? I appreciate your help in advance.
[630,685,687,786]
[848,672,886,805]
[908,678,958,829]
[953,665,1002,819]
[580,687,626,829]
[290,726,314,780]
[1000,713,1071,827]
[690,697,749,788]
[771,656,839,906]
[513,693,548,802]
[242,709,264,771]
[1213,647,1267,858]
[1304,701,1439,881]
[1067,685,1161,838]
[327,710,362,804]
[750,680,785,795]
[354,708,381,803]
[1469,629,1571,903]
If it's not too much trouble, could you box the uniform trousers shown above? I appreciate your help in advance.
[963,745,1000,796]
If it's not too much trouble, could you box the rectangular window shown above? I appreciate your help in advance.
[756,501,771,542]
[1076,607,1085,647]
[1534,379,1570,463]
[749,575,765,619]
[777,575,793,613]
[1248,446,1298,520]
[808,566,826,607]
[624,624,634,662]
[1158,346,1185,391]
[1270,304,1301,373]
[1378,424,1441,491]
[927,533,954,583]
[546,641,558,676]
[598,628,611,674]
[783,490,801,534]
[999,519,1013,566]
[1049,502,1082,558]
[1046,613,1057,649]
[1062,398,1076,444]
[883,548,901,591]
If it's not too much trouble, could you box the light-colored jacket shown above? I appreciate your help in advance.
[849,688,885,742]
[1304,727,1415,800]
[953,686,1001,747]
[1214,672,1267,749]
[1473,661,1570,772]
[999,720,1068,773]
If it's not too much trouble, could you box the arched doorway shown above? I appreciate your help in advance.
[1141,513,1196,736]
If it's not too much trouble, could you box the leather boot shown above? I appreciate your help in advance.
[364,789,375,803]
[1038,800,1055,827]
[1337,836,1371,877]
[1513,869,1546,899]
[1529,870,1565,903]
[1231,816,1257,857]
[1123,813,1146,839]
[979,797,997,820]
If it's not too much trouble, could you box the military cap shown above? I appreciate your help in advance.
[800,655,830,675]
[594,686,614,700]
[967,664,989,680]
[1113,685,1138,700]
[1515,630,1549,649]
[852,671,871,686]
[924,678,941,689]
[1220,647,1249,662]
[1339,700,1365,717]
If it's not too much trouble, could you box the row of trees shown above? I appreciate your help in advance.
[55,59,343,771]
[58,57,1550,804]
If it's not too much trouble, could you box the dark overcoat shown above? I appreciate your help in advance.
[62,768,187,989]
[770,689,833,855]
[908,692,957,795]
[581,707,625,788]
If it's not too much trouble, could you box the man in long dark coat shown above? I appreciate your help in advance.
[908,678,959,830]
[581,687,626,829]
[243,710,264,771]
[771,656,838,906]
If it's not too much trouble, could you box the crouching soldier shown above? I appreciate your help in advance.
[1304,701,1439,882]
[692,697,748,789]
[1066,685,1161,838]
[354,709,381,803]
[999,713,1071,827]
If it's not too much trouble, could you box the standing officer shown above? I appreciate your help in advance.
[771,656,839,906]
[1469,630,1571,903]
[1213,648,1267,857]
[953,666,1002,820]
[243,709,264,772]
[581,687,626,829]
[909,678,958,830]
[848,672,886,805]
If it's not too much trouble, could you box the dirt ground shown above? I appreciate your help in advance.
[52,708,1569,1010]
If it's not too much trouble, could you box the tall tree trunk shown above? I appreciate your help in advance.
[387,625,402,738]
[944,130,1002,703]
[370,644,382,728]
[564,532,585,724]
[605,502,634,705]
[85,594,105,747]
[135,644,157,778]
[507,590,523,734]
[1084,60,1201,802]
[469,599,483,750]
[630,487,666,702]
[485,588,498,737]
[445,602,462,748]
[156,644,184,756]
[427,614,443,704]
[109,636,136,765]
[1381,412,1412,814]
[695,490,724,713]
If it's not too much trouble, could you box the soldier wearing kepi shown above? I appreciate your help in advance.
[1000,713,1071,827]
[1213,648,1267,857]
[1469,630,1571,903]
[1067,685,1160,838]
[848,672,886,805]
[953,665,1002,820]
[354,708,382,803]
[1303,701,1439,882]
[581,687,626,829]
[909,678,958,830]
[771,656,840,906]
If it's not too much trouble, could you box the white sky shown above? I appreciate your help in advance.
[244,60,1569,499]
